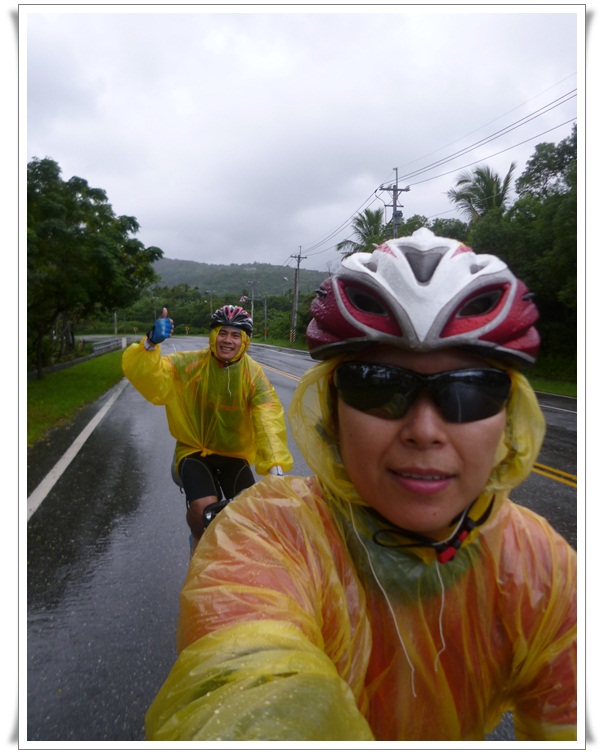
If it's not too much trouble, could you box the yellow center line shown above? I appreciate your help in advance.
[263,364,301,382]
[534,462,577,481]
[533,463,577,488]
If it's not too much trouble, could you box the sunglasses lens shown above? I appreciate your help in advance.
[433,371,511,422]
[335,363,511,423]
[334,363,417,419]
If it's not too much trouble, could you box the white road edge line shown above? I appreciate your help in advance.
[539,403,577,415]
[27,379,128,521]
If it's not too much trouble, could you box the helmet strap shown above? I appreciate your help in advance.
[371,495,495,563]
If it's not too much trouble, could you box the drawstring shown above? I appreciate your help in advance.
[348,503,453,694]
[348,501,418,698]
[433,562,447,672]
[210,353,234,396]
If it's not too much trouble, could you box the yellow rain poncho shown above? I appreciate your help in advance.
[145,356,577,742]
[122,331,293,474]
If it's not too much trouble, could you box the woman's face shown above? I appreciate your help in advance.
[336,347,507,538]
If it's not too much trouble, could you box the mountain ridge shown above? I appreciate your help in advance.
[153,257,330,296]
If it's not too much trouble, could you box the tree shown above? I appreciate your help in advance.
[336,208,387,257]
[428,217,469,241]
[28,157,163,376]
[447,163,516,223]
[515,124,577,200]
[462,131,577,365]
[394,214,429,237]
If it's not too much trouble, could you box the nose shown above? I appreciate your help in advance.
[398,393,448,448]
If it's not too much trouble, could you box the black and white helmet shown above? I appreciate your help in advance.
[210,305,253,336]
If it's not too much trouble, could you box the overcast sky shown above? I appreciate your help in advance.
[23,5,582,275]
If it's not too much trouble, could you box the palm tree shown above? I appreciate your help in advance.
[447,163,516,222]
[336,208,387,257]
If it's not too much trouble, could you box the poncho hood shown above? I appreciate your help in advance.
[287,353,545,554]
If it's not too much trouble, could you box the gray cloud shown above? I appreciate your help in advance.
[24,6,580,273]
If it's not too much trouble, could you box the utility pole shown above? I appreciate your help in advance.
[247,280,257,322]
[205,290,215,314]
[379,168,410,237]
[290,247,307,343]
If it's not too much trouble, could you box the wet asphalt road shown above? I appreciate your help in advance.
[25,338,577,743]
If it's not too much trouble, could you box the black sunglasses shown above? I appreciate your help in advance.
[333,362,511,424]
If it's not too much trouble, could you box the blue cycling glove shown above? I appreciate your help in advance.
[147,317,173,345]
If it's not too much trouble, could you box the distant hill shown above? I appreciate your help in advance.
[153,257,330,296]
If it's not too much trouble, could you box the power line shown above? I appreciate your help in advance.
[396,91,576,184]
[298,87,576,259]
[408,118,576,189]
[393,73,577,174]
[302,190,383,255]
[301,116,575,262]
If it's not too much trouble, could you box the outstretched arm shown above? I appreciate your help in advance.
[146,477,372,742]
[122,307,177,404]
[146,620,373,741]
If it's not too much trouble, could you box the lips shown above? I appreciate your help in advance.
[218,344,236,356]
[399,472,449,480]
[392,468,454,495]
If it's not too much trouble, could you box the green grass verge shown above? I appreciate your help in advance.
[27,350,125,447]
[529,377,577,398]
[27,343,577,449]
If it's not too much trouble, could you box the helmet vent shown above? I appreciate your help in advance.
[401,248,447,283]
[345,287,388,315]
[457,290,502,317]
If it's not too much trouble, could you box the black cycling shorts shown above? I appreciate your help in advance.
[178,453,255,505]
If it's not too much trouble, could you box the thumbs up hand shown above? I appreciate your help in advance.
[147,307,174,345]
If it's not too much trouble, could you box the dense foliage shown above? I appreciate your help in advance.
[94,283,302,343]
[27,157,163,376]
[456,126,577,378]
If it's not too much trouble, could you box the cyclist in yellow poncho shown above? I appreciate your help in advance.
[122,304,293,551]
[145,229,577,741]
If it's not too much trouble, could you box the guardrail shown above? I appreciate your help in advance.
[90,338,124,354]
[28,337,131,379]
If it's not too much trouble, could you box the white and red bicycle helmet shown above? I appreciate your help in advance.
[307,227,539,367]
[210,305,254,336]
